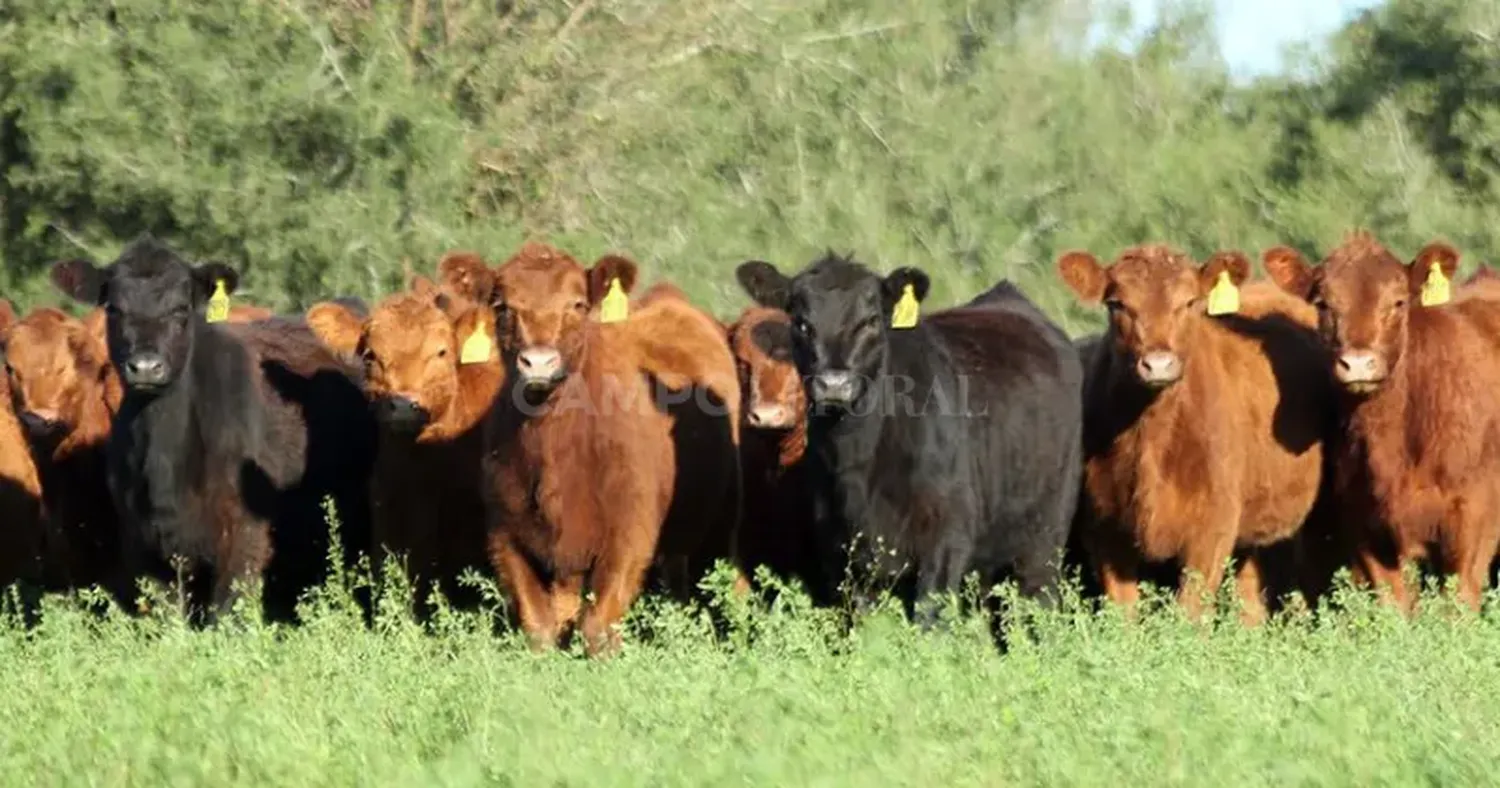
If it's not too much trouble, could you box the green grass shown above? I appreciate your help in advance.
[1,567,1497,786]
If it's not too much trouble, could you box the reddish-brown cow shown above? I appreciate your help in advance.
[454,242,741,656]
[1,307,123,593]
[1058,244,1334,621]
[0,302,45,601]
[725,306,825,599]
[306,258,504,618]
[1264,232,1500,612]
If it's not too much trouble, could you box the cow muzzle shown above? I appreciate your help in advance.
[746,403,794,429]
[1334,349,1386,394]
[1134,350,1183,388]
[375,394,430,432]
[516,346,566,390]
[809,370,859,409]
[121,353,171,389]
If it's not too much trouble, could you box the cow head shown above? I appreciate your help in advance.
[0,307,116,443]
[487,242,637,395]
[49,234,239,394]
[1263,231,1454,396]
[1057,244,1249,390]
[736,252,928,413]
[307,276,496,437]
[728,306,804,430]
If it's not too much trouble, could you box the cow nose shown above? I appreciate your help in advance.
[1135,351,1182,386]
[517,346,563,386]
[377,395,429,429]
[810,370,858,406]
[123,354,169,386]
[1335,350,1384,386]
[19,409,62,437]
[747,403,791,429]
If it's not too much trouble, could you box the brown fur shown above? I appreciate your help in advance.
[1,307,122,592]
[1058,245,1334,622]
[465,242,741,656]
[0,301,46,597]
[726,306,824,596]
[306,271,504,618]
[1264,232,1500,612]
[227,304,274,322]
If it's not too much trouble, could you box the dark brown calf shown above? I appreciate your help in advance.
[726,306,824,598]
[307,262,505,618]
[1265,232,1500,612]
[1,307,122,593]
[1058,244,1333,621]
[456,242,740,656]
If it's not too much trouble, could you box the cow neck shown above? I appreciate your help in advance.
[1085,334,1204,458]
[806,330,928,475]
[1336,331,1415,468]
[51,383,115,465]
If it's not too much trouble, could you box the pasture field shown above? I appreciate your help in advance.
[1,565,1496,786]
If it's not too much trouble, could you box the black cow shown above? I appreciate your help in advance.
[734,253,1084,624]
[49,234,375,624]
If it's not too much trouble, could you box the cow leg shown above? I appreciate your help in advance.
[1088,534,1141,617]
[1178,530,1234,622]
[912,543,971,632]
[1439,493,1500,613]
[1355,542,1413,615]
[489,532,559,651]
[578,532,656,658]
[552,572,584,636]
[1233,549,1268,626]
[211,521,273,623]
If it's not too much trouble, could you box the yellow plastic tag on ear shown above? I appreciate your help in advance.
[599,278,628,324]
[1206,271,1239,316]
[1420,262,1451,307]
[205,279,230,323]
[890,284,919,329]
[459,325,493,365]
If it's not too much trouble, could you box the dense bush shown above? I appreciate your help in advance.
[6,0,1500,333]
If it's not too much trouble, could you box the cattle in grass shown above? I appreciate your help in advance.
[1263,232,1500,612]
[735,253,1083,625]
[306,258,504,620]
[1057,244,1334,622]
[458,242,741,656]
[48,234,376,624]
[1,307,123,594]
[726,305,826,601]
[0,302,46,609]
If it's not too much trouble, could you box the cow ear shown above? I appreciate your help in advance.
[735,261,791,310]
[1056,251,1108,303]
[409,273,437,296]
[191,262,240,305]
[82,308,109,349]
[0,300,16,338]
[588,254,639,305]
[881,267,930,304]
[1410,241,1460,298]
[437,251,494,305]
[1262,246,1316,300]
[1199,250,1252,292]
[305,301,365,357]
[50,259,108,305]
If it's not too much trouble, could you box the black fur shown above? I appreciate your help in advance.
[49,234,375,624]
[736,253,1085,623]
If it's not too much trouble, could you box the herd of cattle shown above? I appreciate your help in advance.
[0,229,1495,654]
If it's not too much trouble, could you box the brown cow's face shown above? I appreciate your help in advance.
[492,243,638,394]
[1264,235,1455,396]
[1057,245,1249,390]
[2,308,111,442]
[729,307,803,430]
[308,286,493,435]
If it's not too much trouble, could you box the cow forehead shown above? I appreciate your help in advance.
[1320,243,1407,299]
[1108,248,1196,294]
[11,310,78,348]
[366,297,451,349]
[497,260,586,308]
[109,263,194,306]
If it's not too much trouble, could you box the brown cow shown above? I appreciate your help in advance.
[1058,244,1334,622]
[1264,233,1500,612]
[452,242,741,655]
[725,306,826,600]
[0,301,46,605]
[306,261,504,619]
[1,307,123,594]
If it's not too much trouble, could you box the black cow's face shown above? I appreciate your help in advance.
[736,253,929,414]
[49,235,239,394]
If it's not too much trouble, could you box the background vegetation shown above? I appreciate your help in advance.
[6,0,1500,333]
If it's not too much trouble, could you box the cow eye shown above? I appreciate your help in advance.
[1103,297,1123,311]
[572,299,587,313]
[1393,297,1408,309]
[791,317,812,337]
[436,347,448,359]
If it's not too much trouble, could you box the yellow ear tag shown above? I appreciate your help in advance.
[205,279,230,323]
[890,284,919,329]
[1419,262,1451,307]
[599,277,628,324]
[1205,271,1239,316]
[459,325,493,365]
